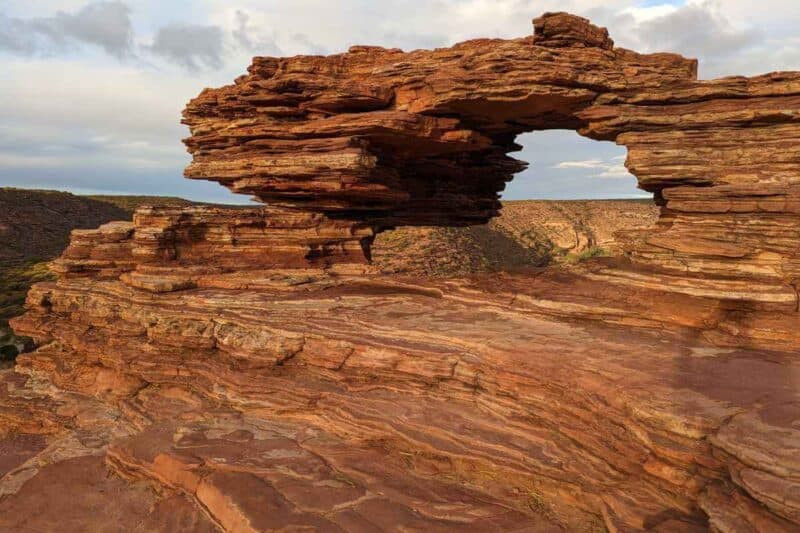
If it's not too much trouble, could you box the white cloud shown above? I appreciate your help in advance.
[554,160,606,169]
[230,9,282,55]
[553,157,633,179]
[592,164,632,179]
[618,4,680,23]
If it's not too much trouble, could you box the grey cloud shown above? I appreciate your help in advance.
[147,24,224,70]
[290,33,328,55]
[382,31,448,51]
[636,3,760,61]
[0,15,35,54]
[232,10,282,56]
[593,2,763,78]
[0,2,133,58]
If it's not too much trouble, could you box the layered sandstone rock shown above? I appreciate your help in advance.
[6,268,800,531]
[180,12,800,308]
[2,12,799,533]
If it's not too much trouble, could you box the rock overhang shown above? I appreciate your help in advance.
[175,13,800,301]
[3,12,800,533]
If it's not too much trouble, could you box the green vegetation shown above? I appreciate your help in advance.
[0,259,54,323]
[0,259,54,364]
[0,338,18,365]
[373,225,547,277]
[517,227,558,263]
[526,486,550,514]
[565,246,610,264]
[86,195,193,213]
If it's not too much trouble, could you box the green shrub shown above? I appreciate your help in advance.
[565,246,609,264]
[0,344,18,362]
[0,259,54,322]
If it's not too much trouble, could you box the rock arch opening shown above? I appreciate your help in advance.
[504,130,644,201]
[180,12,689,273]
[372,129,657,275]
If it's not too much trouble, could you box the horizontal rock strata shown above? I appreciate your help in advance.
[6,271,800,531]
[179,12,800,306]
[3,11,800,533]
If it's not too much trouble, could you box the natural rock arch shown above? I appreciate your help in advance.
[6,12,800,532]
[182,12,799,309]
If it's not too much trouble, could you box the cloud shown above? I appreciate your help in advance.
[594,1,765,78]
[0,15,33,54]
[592,164,632,179]
[554,160,606,169]
[231,10,282,56]
[147,23,225,70]
[506,130,641,199]
[634,2,760,61]
[290,33,328,55]
[552,157,633,179]
[382,31,448,51]
[0,1,133,58]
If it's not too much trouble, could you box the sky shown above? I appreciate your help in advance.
[1,1,798,203]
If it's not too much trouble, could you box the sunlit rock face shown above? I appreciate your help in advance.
[3,12,800,533]
[182,11,800,303]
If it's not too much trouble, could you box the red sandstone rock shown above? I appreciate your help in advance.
[2,12,800,533]
[178,11,800,307]
[6,268,800,531]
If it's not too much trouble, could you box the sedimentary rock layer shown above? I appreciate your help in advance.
[3,11,800,533]
[6,270,800,531]
[181,11,800,304]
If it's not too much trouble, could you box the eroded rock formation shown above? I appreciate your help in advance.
[2,12,799,533]
[181,13,800,306]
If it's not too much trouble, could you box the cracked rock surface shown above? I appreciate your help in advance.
[2,11,800,533]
